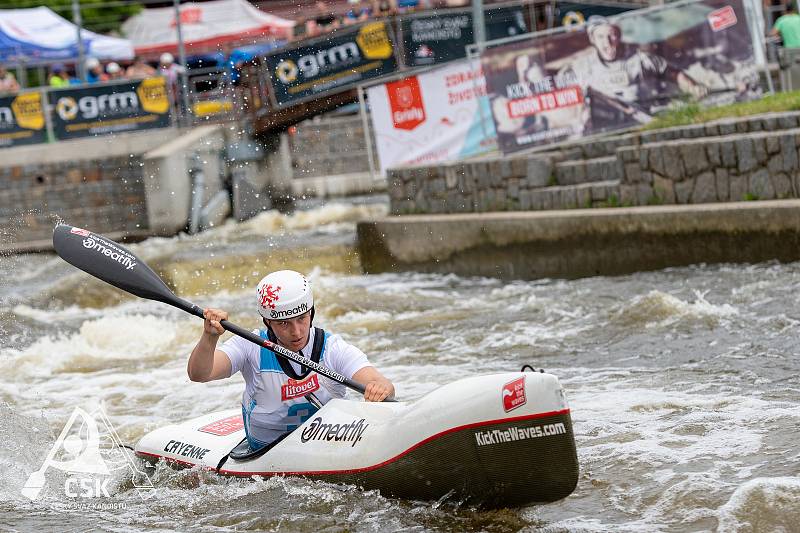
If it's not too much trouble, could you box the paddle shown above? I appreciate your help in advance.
[52,223,385,400]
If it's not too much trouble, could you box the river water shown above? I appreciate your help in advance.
[1,200,799,532]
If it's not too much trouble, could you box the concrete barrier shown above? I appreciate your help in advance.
[357,200,800,279]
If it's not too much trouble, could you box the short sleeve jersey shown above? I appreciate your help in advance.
[220,327,371,404]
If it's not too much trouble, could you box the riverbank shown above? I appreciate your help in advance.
[357,200,800,279]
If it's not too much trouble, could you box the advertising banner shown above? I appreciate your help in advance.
[49,77,171,141]
[402,6,528,67]
[367,59,496,174]
[0,91,47,148]
[482,0,762,154]
[265,21,398,106]
[553,1,634,28]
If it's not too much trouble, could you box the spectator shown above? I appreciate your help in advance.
[0,65,20,94]
[48,64,69,87]
[344,0,371,24]
[306,1,339,35]
[771,2,800,48]
[372,0,396,16]
[106,62,125,80]
[86,57,109,83]
[159,52,185,86]
[126,56,157,79]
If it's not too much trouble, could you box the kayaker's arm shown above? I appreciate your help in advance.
[188,308,233,382]
[352,366,395,402]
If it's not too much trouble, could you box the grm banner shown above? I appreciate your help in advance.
[0,91,47,148]
[265,21,398,106]
[48,77,171,141]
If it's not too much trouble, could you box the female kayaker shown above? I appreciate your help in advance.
[187,270,395,450]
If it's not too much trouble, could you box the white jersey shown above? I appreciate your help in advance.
[562,46,668,104]
[221,327,370,446]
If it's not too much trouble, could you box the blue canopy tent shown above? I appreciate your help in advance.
[0,6,133,65]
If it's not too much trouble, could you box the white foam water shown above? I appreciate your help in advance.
[2,203,799,531]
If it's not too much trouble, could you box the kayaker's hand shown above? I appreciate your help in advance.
[363,379,393,402]
[203,308,228,337]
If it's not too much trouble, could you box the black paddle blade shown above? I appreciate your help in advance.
[53,224,178,307]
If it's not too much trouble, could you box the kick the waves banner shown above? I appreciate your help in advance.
[481,0,762,154]
[367,59,497,175]
[0,91,47,148]
[48,77,171,141]
[265,21,398,106]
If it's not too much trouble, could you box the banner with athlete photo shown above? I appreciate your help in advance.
[482,0,762,154]
[0,91,47,148]
[48,77,171,141]
[367,59,496,174]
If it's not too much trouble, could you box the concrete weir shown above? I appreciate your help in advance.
[357,200,800,280]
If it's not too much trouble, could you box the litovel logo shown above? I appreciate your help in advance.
[21,404,154,502]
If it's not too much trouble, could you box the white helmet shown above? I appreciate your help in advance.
[160,52,174,65]
[256,270,313,320]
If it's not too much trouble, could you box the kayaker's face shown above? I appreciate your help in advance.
[268,312,312,352]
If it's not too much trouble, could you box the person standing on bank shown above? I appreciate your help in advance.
[187,270,395,451]
[771,2,800,48]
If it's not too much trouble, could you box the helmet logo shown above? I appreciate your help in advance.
[259,284,282,310]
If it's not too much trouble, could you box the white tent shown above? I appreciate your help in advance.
[0,6,133,63]
[122,0,295,56]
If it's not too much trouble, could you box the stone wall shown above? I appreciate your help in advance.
[387,111,800,215]
[618,129,800,206]
[290,114,375,178]
[0,156,148,246]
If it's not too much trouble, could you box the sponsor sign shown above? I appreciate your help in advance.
[300,416,368,447]
[21,404,154,503]
[266,21,398,106]
[554,1,634,28]
[367,59,496,174]
[78,230,138,271]
[282,374,321,401]
[708,5,737,31]
[0,91,47,148]
[49,77,171,141]
[481,0,761,154]
[163,440,211,460]
[502,376,526,412]
[475,422,568,446]
[401,7,527,67]
[198,415,245,436]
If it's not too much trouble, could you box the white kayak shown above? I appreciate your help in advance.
[135,371,579,507]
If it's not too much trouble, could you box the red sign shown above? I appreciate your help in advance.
[387,77,426,131]
[198,414,244,436]
[282,374,320,401]
[708,6,737,31]
[171,7,203,27]
[70,227,91,237]
[502,376,527,412]
[507,86,583,119]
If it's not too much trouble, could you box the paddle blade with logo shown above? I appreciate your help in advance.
[52,224,197,315]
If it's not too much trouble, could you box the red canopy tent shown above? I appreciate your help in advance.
[121,0,295,57]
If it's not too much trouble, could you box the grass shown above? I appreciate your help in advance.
[643,91,800,131]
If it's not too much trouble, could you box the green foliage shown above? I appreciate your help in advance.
[0,0,142,34]
[548,174,558,187]
[743,192,760,201]
[644,91,800,131]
